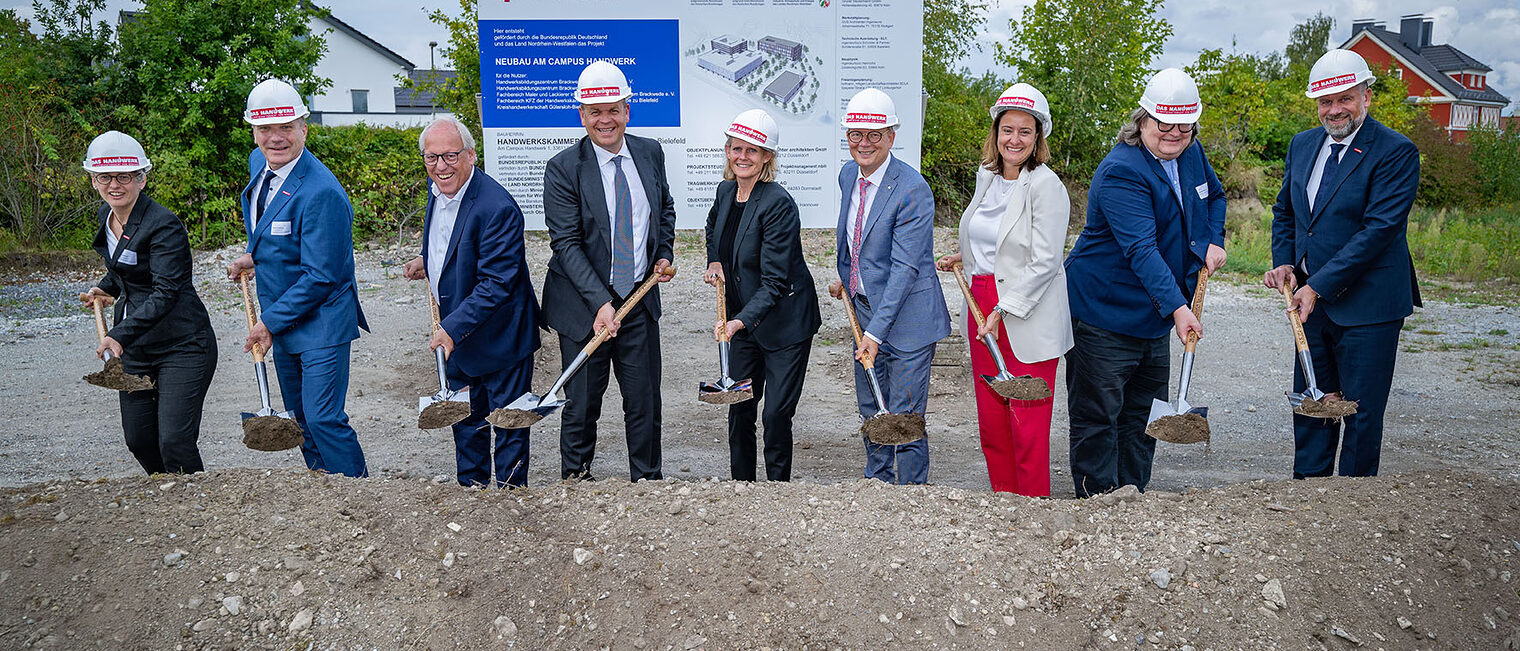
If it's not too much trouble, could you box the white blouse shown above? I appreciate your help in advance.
[964,174,1024,275]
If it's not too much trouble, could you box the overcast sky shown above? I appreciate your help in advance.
[6,0,1516,112]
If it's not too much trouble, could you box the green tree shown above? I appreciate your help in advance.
[111,0,328,244]
[1285,12,1333,72]
[996,0,1173,182]
[921,0,990,222]
[400,0,481,143]
[1187,47,1271,200]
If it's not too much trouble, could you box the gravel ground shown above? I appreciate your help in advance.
[0,229,1517,492]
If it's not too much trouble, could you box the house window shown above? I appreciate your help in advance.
[351,89,369,114]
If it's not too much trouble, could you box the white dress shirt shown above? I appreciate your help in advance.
[255,163,295,225]
[592,140,651,278]
[845,154,892,266]
[1306,121,1363,211]
[965,174,1021,275]
[426,168,473,300]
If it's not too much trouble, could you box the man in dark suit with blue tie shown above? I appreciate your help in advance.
[403,117,542,488]
[1063,69,1227,498]
[226,79,369,478]
[1265,49,1421,479]
[542,62,676,481]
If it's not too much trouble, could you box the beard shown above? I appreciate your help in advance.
[1323,112,1364,139]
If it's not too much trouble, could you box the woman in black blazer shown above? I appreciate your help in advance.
[703,110,822,481]
[78,131,217,475]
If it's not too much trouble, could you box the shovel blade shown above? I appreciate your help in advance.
[1187,406,1209,418]
[506,391,565,416]
[1148,398,1178,424]
[418,388,470,413]
[241,408,293,421]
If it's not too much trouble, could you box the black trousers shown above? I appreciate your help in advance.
[1065,319,1169,498]
[725,333,811,481]
[119,334,217,475]
[558,309,662,481]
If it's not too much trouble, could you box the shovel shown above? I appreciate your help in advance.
[947,263,1052,401]
[417,291,471,429]
[1147,266,1212,444]
[487,266,675,429]
[697,280,754,405]
[1279,283,1359,420]
[832,281,925,446]
[238,271,302,452]
[82,296,155,392]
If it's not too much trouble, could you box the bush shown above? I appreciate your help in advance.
[1405,114,1483,209]
[305,125,428,245]
[1407,204,1520,281]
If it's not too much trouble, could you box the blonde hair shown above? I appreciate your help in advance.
[721,137,779,183]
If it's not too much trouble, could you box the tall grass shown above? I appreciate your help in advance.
[1222,203,1520,283]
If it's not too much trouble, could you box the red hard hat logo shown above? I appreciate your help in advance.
[1310,73,1358,93]
[998,96,1036,109]
[91,156,140,167]
[728,123,767,142]
[250,106,297,119]
[580,86,622,99]
[1154,102,1199,115]
[847,112,887,124]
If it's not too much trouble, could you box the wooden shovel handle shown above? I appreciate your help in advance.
[428,291,442,335]
[715,280,730,343]
[1183,266,1211,352]
[585,266,675,353]
[831,280,874,370]
[92,298,108,345]
[1279,283,1310,353]
[949,262,988,329]
[238,271,265,362]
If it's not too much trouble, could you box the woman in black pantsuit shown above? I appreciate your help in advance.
[703,110,821,481]
[78,131,217,475]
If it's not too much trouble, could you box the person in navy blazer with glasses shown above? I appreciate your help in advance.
[1063,69,1226,498]
[404,117,542,488]
[1264,50,1420,479]
[225,79,369,478]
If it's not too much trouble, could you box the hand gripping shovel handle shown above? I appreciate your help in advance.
[949,263,988,329]
[1279,283,1311,354]
[1184,266,1212,354]
[91,297,114,361]
[238,271,264,362]
[834,281,873,370]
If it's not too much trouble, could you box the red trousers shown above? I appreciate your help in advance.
[968,275,1058,496]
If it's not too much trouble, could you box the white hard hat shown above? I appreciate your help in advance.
[724,109,780,150]
[1138,68,1202,124]
[1306,49,1376,98]
[841,88,899,129]
[990,83,1052,137]
[244,79,310,125]
[575,61,632,105]
[82,131,152,173]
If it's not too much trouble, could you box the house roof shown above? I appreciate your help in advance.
[315,11,415,70]
[1419,44,1491,73]
[394,69,456,112]
[1345,27,1510,106]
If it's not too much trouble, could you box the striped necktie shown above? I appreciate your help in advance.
[848,178,869,295]
[610,155,636,296]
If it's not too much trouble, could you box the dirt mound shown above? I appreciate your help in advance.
[3,469,1516,649]
[82,357,155,392]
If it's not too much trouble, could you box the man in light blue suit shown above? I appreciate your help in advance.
[403,116,542,487]
[226,79,369,478]
[1264,50,1420,479]
[830,88,951,485]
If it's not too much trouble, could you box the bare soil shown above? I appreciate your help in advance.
[1146,413,1212,445]
[862,413,927,445]
[82,356,155,393]
[241,417,302,453]
[2,228,1520,648]
[1296,397,1361,421]
[417,400,472,430]
[987,375,1052,401]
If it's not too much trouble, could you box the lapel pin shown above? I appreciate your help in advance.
[282,190,291,196]
[1352,148,1362,154]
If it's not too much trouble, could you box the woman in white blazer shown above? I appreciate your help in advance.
[935,83,1073,497]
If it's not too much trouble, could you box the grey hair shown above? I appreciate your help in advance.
[1115,107,1199,147]
[419,116,476,154]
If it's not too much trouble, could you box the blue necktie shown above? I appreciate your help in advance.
[1161,159,1183,207]
[255,171,274,224]
[1314,143,1345,211]
[610,155,635,296]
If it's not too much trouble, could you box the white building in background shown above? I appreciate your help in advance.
[307,12,451,127]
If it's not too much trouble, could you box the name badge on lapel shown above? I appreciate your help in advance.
[271,221,292,236]
[118,249,138,266]
[1194,183,1209,199]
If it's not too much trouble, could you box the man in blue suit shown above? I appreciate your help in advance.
[1063,69,1227,498]
[226,79,369,478]
[829,88,951,485]
[403,117,542,488]
[1265,50,1420,479]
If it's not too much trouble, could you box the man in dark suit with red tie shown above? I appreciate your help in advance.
[541,62,676,481]
[1265,49,1421,478]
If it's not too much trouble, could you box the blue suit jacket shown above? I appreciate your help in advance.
[421,169,542,378]
[1271,116,1421,326]
[1065,141,1227,339]
[834,156,950,351]
[243,148,368,354]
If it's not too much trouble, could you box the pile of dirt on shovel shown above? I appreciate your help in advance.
[4,468,1516,649]
[82,357,154,392]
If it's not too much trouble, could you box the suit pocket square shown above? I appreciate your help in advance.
[118,249,138,266]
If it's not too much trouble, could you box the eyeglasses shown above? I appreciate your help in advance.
[422,150,463,165]
[91,172,143,186]
[846,130,886,144]
[1152,120,1195,134]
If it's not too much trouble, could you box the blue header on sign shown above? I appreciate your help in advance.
[480,19,682,129]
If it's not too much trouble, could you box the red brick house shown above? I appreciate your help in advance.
[1343,14,1511,142]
